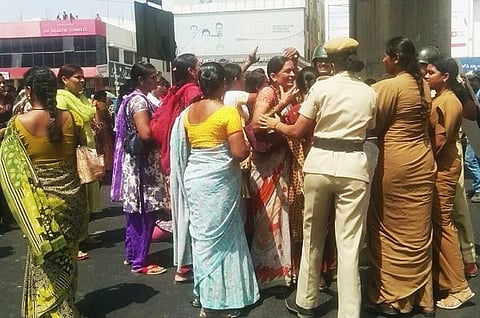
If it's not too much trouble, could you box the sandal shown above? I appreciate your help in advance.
[191,296,202,308]
[175,270,193,283]
[199,308,219,318]
[77,251,89,261]
[436,287,475,310]
[131,264,167,275]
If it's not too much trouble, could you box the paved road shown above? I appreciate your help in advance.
[1,185,479,317]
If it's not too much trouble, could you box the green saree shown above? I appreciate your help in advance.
[0,120,87,317]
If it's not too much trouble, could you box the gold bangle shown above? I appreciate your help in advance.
[274,121,280,130]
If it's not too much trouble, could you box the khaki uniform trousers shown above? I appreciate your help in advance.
[453,143,476,264]
[296,173,368,318]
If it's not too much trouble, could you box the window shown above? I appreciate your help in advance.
[32,38,43,52]
[22,39,32,52]
[20,54,32,67]
[1,40,12,53]
[124,50,136,65]
[74,51,86,65]
[97,46,107,65]
[86,52,97,66]
[65,51,75,64]
[74,36,85,50]
[33,53,43,66]
[85,36,96,50]
[12,39,22,53]
[43,38,54,52]
[108,46,119,62]
[54,52,65,68]
[43,53,54,67]
[0,55,11,68]
[53,38,63,51]
[63,37,74,52]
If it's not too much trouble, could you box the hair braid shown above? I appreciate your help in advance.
[24,66,62,142]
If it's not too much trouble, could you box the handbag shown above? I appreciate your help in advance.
[76,146,105,184]
[244,123,285,153]
[70,112,105,184]
[124,130,150,155]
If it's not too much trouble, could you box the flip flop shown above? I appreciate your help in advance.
[77,251,89,261]
[131,264,167,275]
[436,288,475,310]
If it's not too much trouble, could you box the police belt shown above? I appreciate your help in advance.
[313,138,364,152]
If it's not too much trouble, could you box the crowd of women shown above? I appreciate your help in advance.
[0,33,479,318]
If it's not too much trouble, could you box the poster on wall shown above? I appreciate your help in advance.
[174,9,305,56]
[451,0,472,57]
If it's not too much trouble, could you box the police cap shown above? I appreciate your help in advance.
[323,37,359,55]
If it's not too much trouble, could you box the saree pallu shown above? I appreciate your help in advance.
[0,123,87,317]
[170,109,193,267]
[185,144,259,310]
[249,146,292,289]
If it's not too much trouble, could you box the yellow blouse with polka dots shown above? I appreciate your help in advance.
[184,105,242,148]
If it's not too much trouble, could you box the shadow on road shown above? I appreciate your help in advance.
[77,283,159,318]
[0,245,14,259]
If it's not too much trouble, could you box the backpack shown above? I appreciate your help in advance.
[150,82,202,175]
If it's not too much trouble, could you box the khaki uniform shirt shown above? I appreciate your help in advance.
[299,71,377,182]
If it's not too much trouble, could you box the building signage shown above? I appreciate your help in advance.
[109,62,132,81]
[458,57,480,72]
[39,19,106,37]
[174,9,304,56]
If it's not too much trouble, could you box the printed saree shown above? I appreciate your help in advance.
[0,121,86,317]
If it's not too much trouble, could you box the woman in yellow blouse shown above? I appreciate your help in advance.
[0,66,86,317]
[170,62,259,318]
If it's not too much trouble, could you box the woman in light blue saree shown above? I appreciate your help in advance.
[170,62,259,318]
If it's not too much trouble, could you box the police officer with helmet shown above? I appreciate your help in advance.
[418,46,441,76]
[311,44,334,77]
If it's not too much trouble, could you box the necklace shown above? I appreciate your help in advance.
[30,108,47,111]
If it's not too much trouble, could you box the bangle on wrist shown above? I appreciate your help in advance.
[274,121,280,130]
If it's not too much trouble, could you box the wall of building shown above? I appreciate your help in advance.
[350,0,451,79]
[162,0,322,65]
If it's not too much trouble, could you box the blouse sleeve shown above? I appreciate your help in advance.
[224,106,243,136]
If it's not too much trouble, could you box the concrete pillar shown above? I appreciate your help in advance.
[350,0,451,79]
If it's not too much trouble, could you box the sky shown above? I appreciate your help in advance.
[1,0,135,23]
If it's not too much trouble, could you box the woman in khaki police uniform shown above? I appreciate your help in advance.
[259,37,376,318]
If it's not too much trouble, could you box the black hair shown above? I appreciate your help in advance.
[429,56,466,102]
[385,36,428,120]
[93,90,107,103]
[130,61,157,88]
[266,56,290,82]
[224,63,242,90]
[296,66,319,95]
[157,75,171,89]
[172,53,198,88]
[24,66,62,143]
[245,68,267,93]
[57,64,83,88]
[428,56,461,90]
[198,62,225,99]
